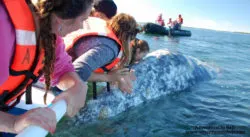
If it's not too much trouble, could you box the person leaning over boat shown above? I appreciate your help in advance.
[0,0,93,135]
[64,13,138,93]
[129,39,150,65]
[90,0,117,21]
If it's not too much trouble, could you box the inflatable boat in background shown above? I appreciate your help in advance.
[143,23,192,37]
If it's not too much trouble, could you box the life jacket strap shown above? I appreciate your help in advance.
[93,82,97,100]
[107,82,110,92]
[100,66,109,72]
[0,91,9,111]
[0,91,22,112]
[92,82,111,99]
[92,68,111,99]
[10,69,38,81]
[25,84,32,104]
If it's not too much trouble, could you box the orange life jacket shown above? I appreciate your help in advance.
[0,0,44,110]
[65,17,123,73]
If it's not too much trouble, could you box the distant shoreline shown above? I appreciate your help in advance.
[183,26,250,34]
[233,31,250,34]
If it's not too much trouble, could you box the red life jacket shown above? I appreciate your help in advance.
[156,19,165,27]
[178,17,183,24]
[65,17,123,73]
[0,0,44,111]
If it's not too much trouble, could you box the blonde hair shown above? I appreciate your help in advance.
[107,13,138,67]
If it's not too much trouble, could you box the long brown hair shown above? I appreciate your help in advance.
[32,0,93,102]
[107,13,138,68]
[130,39,150,65]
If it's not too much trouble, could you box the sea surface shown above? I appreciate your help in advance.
[53,28,250,137]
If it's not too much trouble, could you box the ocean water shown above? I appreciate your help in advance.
[53,28,250,137]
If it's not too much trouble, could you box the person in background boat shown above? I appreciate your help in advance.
[130,39,150,65]
[173,14,183,30]
[177,14,183,25]
[65,13,138,94]
[156,13,165,27]
[167,18,173,28]
[167,18,173,36]
[0,0,93,135]
[90,0,117,21]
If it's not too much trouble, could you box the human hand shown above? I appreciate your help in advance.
[52,82,87,117]
[109,68,136,93]
[14,107,56,134]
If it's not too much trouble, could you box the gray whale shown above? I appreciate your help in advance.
[72,49,217,125]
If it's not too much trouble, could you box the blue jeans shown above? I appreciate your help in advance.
[173,23,181,30]
[1,108,27,137]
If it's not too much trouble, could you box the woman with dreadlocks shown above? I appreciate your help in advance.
[0,0,93,135]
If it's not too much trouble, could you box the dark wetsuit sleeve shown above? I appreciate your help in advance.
[73,44,119,81]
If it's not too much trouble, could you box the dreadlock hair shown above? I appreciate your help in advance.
[31,0,93,103]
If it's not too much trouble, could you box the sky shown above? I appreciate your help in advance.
[114,0,250,33]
